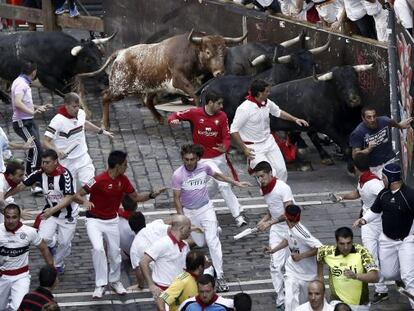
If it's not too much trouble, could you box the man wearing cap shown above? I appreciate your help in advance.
[265,205,323,311]
[354,163,414,309]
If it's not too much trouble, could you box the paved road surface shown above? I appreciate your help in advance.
[0,84,411,310]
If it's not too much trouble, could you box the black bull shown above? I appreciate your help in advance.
[201,64,373,169]
[0,31,114,105]
[269,64,373,168]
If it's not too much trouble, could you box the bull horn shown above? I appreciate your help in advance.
[251,54,267,66]
[276,54,292,64]
[353,63,374,72]
[188,29,203,44]
[280,33,303,48]
[316,72,333,81]
[309,36,331,55]
[223,32,248,44]
[71,45,83,56]
[92,32,117,45]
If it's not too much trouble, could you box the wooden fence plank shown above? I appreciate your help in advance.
[0,3,104,32]
[57,15,104,32]
[0,4,42,23]
[42,0,59,31]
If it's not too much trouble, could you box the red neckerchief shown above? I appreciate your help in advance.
[359,170,380,188]
[45,164,65,177]
[168,230,186,252]
[118,208,132,220]
[185,269,198,280]
[195,294,219,310]
[57,106,76,119]
[261,177,277,195]
[4,175,18,188]
[6,221,23,234]
[245,91,266,108]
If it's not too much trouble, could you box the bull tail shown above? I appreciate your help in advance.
[77,51,119,78]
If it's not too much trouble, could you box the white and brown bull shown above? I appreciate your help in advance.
[79,30,247,129]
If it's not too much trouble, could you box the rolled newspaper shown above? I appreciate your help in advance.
[234,227,258,240]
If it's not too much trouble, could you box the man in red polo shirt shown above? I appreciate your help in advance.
[168,91,247,227]
[75,150,166,299]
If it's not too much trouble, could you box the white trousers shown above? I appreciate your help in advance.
[379,233,414,308]
[0,274,30,311]
[61,153,95,186]
[284,276,308,311]
[38,216,77,268]
[86,217,122,287]
[269,225,289,306]
[184,203,224,278]
[248,135,287,182]
[361,222,388,294]
[373,9,388,42]
[199,154,243,218]
[118,217,135,257]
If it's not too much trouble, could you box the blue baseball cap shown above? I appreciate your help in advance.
[382,163,402,184]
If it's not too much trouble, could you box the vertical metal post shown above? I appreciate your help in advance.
[385,3,401,155]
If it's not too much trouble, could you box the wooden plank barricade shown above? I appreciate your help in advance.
[0,0,104,32]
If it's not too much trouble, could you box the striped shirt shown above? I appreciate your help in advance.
[44,109,88,159]
[0,223,41,275]
[23,165,77,219]
[19,286,55,311]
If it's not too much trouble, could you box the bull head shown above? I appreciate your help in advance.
[316,63,374,81]
[71,32,117,56]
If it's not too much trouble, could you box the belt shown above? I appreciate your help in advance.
[0,265,29,276]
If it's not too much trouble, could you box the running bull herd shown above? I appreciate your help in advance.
[0,30,374,170]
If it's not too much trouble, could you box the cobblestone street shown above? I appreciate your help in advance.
[0,83,411,310]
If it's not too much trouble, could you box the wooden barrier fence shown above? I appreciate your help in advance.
[0,0,103,32]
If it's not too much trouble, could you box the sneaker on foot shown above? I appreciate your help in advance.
[235,215,247,227]
[216,278,229,292]
[92,286,106,299]
[69,5,80,17]
[56,264,65,275]
[55,6,68,15]
[111,281,127,295]
[276,304,285,311]
[31,186,43,195]
[372,292,389,304]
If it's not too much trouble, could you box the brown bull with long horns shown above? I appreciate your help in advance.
[79,30,247,129]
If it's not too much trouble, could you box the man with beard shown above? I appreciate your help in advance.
[350,107,413,176]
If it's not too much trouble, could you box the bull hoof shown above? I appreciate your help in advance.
[321,158,334,166]
[297,147,308,156]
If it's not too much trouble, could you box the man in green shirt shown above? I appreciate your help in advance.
[317,227,379,310]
